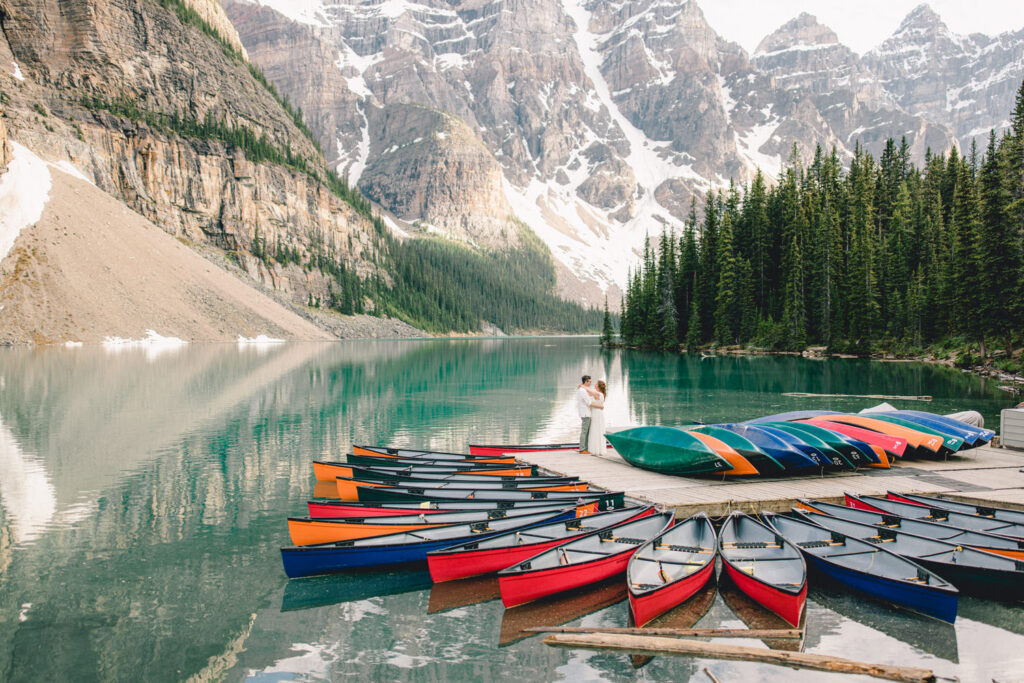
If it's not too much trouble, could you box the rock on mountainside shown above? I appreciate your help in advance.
[0,0,393,323]
[222,0,1024,304]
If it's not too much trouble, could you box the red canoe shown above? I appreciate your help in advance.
[497,512,674,608]
[627,513,717,627]
[427,505,655,582]
[718,512,806,628]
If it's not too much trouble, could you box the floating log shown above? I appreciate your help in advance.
[781,392,932,401]
[525,626,802,640]
[703,668,722,683]
[543,633,936,683]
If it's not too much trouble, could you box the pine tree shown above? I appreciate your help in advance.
[714,213,740,344]
[600,296,615,347]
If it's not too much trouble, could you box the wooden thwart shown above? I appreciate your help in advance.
[543,633,936,683]
[526,626,802,640]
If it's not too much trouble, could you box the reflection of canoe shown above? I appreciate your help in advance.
[356,486,624,509]
[810,584,959,662]
[719,512,807,627]
[290,503,583,545]
[313,459,534,481]
[336,475,586,500]
[795,509,1024,600]
[889,492,1024,527]
[427,575,501,613]
[428,506,654,582]
[307,498,600,519]
[763,512,958,623]
[718,570,804,651]
[498,513,674,607]
[352,445,515,464]
[498,576,627,646]
[629,581,717,669]
[281,507,575,578]
[280,566,432,612]
[627,513,717,627]
[605,426,738,476]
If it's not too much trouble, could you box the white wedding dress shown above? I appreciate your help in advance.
[587,394,606,454]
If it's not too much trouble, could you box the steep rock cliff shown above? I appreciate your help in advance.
[0,0,385,311]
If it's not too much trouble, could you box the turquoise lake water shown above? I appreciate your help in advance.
[0,337,1021,681]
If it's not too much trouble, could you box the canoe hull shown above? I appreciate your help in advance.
[805,553,957,623]
[628,560,715,627]
[282,511,575,578]
[307,500,601,519]
[498,548,636,608]
[722,559,806,627]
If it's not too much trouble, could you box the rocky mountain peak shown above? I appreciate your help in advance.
[895,4,947,37]
[754,12,840,57]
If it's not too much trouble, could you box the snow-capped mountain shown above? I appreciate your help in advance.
[221,0,1024,304]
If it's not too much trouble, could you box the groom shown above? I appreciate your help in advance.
[576,375,594,454]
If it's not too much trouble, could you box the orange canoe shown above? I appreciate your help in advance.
[313,461,533,482]
[812,414,944,454]
[687,431,760,476]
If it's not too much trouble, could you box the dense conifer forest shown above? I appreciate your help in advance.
[617,81,1024,372]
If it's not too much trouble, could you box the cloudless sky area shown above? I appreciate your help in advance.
[699,0,1024,55]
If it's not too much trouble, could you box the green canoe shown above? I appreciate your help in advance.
[606,426,734,476]
[685,425,786,475]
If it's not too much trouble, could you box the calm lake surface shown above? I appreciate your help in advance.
[1,337,1021,682]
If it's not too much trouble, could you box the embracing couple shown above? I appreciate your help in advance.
[576,375,607,455]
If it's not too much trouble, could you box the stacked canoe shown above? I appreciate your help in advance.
[606,409,994,477]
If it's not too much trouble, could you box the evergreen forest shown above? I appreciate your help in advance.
[618,80,1024,370]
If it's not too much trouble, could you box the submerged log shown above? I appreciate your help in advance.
[543,633,936,683]
[525,626,802,640]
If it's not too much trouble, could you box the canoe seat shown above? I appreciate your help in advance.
[723,542,781,549]
[799,540,844,549]
[601,536,646,545]
[656,543,711,553]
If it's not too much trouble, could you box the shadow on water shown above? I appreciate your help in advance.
[280,567,433,613]
[958,597,1024,638]
[629,580,717,669]
[810,585,959,663]
[428,575,501,614]
[717,569,806,652]
[498,576,627,646]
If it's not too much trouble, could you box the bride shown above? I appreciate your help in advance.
[586,380,607,455]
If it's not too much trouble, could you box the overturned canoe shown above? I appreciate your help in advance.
[605,426,737,476]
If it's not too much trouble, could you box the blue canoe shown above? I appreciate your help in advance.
[281,507,576,578]
[716,424,821,472]
[883,411,991,445]
[763,512,958,622]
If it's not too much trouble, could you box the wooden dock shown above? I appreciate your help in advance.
[516,445,1024,516]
